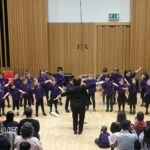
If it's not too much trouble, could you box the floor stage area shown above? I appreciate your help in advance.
[2,92,149,150]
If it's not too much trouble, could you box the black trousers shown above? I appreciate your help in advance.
[49,100,58,112]
[0,102,5,114]
[118,101,125,111]
[106,96,113,111]
[65,98,70,111]
[113,87,117,103]
[13,101,19,110]
[43,87,49,102]
[102,90,106,103]
[95,138,110,148]
[24,95,32,110]
[36,98,45,115]
[72,108,85,132]
[89,93,96,109]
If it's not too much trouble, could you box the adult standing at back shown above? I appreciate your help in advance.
[62,77,101,135]
[18,107,40,140]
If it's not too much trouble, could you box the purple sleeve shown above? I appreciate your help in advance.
[40,82,46,88]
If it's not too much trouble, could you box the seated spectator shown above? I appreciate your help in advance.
[109,122,121,150]
[133,112,146,135]
[114,120,138,150]
[117,112,126,127]
[18,107,40,139]
[0,132,10,150]
[139,126,150,150]
[20,142,31,150]
[95,125,110,148]
[1,111,19,134]
[14,122,43,150]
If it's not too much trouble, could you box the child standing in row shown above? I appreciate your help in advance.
[111,67,124,104]
[38,69,50,105]
[101,74,118,112]
[128,78,139,114]
[116,79,128,112]
[84,74,97,112]
[0,84,9,116]
[21,78,32,113]
[65,79,73,113]
[49,79,64,114]
[144,79,150,115]
[32,79,52,116]
[5,83,26,116]
[99,67,109,104]
[47,67,65,105]
[140,72,149,107]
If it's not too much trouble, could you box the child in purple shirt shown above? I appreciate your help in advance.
[65,79,73,113]
[84,74,97,111]
[95,125,110,148]
[0,72,10,108]
[101,74,118,112]
[32,79,52,117]
[38,69,50,105]
[140,72,149,107]
[99,67,109,104]
[128,78,139,114]
[48,79,64,114]
[144,79,150,115]
[111,67,124,104]
[8,83,25,116]
[0,84,9,116]
[116,79,128,112]
[47,67,65,105]
[25,71,34,105]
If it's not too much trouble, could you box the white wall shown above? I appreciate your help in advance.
[48,0,131,22]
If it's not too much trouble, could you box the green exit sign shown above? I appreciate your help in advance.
[109,13,120,20]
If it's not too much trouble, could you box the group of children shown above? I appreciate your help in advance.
[0,66,150,117]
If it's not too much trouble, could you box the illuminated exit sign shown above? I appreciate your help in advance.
[109,13,120,20]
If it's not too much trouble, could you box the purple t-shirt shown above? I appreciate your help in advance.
[102,81,114,96]
[10,88,21,101]
[99,132,110,143]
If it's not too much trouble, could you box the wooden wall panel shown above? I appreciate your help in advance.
[97,25,131,74]
[131,0,150,73]
[6,0,48,76]
[48,23,97,76]
[48,23,131,76]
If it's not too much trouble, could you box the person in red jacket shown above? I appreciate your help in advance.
[133,111,146,135]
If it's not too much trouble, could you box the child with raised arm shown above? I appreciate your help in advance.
[47,67,65,105]
[48,79,64,114]
[32,78,52,117]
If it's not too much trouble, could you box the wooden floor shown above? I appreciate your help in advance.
[2,92,150,150]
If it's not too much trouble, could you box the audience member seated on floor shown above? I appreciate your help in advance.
[139,126,150,150]
[18,107,40,139]
[133,112,146,135]
[95,125,110,148]
[20,142,31,150]
[117,112,127,127]
[14,122,43,150]
[114,120,138,150]
[0,131,10,150]
[1,111,19,134]
[109,122,121,150]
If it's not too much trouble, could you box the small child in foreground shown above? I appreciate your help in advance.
[95,125,110,148]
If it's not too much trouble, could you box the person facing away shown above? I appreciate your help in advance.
[61,77,101,135]
[95,125,110,148]
[114,120,138,150]
[18,107,40,140]
[14,122,43,150]
[133,112,146,135]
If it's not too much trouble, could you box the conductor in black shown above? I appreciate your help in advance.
[62,77,98,135]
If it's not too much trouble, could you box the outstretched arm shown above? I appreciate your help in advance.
[135,67,142,73]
